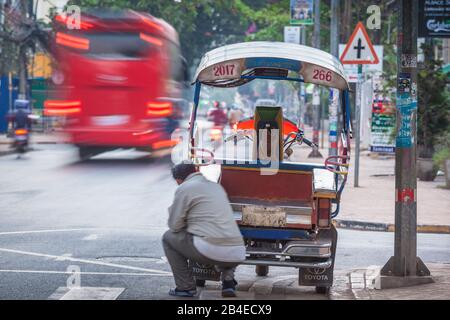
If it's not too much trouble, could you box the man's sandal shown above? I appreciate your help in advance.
[169,288,197,297]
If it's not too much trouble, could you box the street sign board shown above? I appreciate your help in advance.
[284,26,301,44]
[339,44,383,82]
[340,22,379,65]
[290,0,314,25]
[418,0,450,38]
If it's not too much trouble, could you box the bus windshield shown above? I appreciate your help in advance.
[82,32,159,60]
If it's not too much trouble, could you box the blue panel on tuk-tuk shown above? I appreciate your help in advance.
[219,160,325,172]
[239,227,311,240]
[245,58,301,72]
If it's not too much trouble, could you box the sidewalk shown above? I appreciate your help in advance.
[330,263,450,300]
[194,263,450,300]
[294,125,450,234]
[337,150,450,234]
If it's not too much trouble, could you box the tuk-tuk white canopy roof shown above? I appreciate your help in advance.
[193,41,349,91]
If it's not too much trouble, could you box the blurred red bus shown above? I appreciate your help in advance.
[46,9,187,159]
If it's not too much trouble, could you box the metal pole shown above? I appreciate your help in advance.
[8,72,13,112]
[18,0,28,99]
[298,26,306,130]
[320,98,324,149]
[354,65,362,187]
[309,0,322,158]
[329,0,339,157]
[380,0,431,286]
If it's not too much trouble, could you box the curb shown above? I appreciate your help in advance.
[333,219,450,234]
[0,150,15,157]
[0,141,61,145]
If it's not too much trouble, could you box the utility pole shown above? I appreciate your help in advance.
[379,0,432,289]
[354,64,362,187]
[309,0,322,158]
[18,0,28,99]
[328,0,339,157]
[298,26,306,131]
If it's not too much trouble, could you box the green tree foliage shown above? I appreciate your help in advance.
[68,0,250,69]
[235,0,289,42]
[417,42,450,157]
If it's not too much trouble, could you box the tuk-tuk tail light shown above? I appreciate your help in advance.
[15,129,28,135]
[318,199,331,228]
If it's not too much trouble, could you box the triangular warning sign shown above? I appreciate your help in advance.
[340,22,379,65]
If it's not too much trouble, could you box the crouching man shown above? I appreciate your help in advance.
[162,161,245,298]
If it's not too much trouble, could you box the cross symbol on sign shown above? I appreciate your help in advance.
[353,38,365,59]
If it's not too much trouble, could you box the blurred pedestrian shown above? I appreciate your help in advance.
[162,161,245,297]
[228,104,244,128]
[206,101,228,126]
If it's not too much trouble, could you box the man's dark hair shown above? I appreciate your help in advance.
[171,161,196,181]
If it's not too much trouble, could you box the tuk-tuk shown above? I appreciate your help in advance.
[187,41,352,294]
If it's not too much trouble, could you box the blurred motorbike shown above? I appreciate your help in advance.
[13,128,29,156]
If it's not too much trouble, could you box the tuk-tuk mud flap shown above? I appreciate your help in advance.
[189,261,221,281]
[298,225,338,287]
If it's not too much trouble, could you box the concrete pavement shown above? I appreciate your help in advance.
[192,260,450,300]
[330,263,450,300]
[183,262,450,300]
[337,150,450,234]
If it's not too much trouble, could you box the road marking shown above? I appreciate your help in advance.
[0,247,172,275]
[0,226,167,236]
[82,234,98,241]
[60,287,125,300]
[0,228,101,236]
[55,253,73,261]
[156,256,168,264]
[0,269,171,276]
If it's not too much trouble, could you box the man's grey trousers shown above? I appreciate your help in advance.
[162,230,238,291]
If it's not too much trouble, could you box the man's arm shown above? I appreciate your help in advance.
[168,187,189,232]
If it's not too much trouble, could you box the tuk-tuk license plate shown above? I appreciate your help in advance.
[242,205,286,227]
[189,261,221,281]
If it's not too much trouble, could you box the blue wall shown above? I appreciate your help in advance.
[0,76,19,133]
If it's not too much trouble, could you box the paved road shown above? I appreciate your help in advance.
[0,145,449,300]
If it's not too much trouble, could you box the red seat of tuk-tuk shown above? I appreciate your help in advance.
[218,161,325,205]
[215,105,329,205]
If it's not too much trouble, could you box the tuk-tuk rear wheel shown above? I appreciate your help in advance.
[315,286,330,294]
[255,265,269,277]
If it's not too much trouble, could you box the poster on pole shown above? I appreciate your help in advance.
[290,0,314,25]
[284,26,301,44]
[418,0,450,38]
[370,82,396,154]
